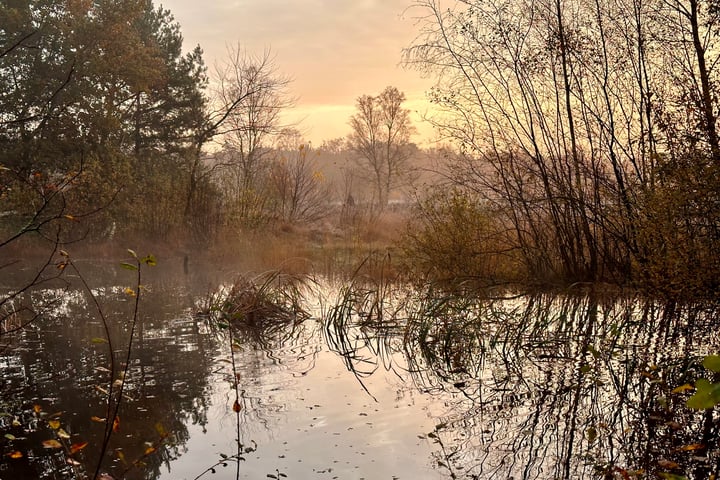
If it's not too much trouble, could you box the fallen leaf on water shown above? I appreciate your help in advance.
[7,451,22,459]
[57,428,70,439]
[91,416,106,423]
[672,384,694,394]
[144,446,156,455]
[42,439,62,449]
[4,433,16,440]
[657,459,680,469]
[48,419,61,430]
[675,443,705,452]
[70,442,88,454]
[112,416,120,433]
[33,405,42,414]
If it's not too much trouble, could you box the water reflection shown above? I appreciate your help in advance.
[2,265,720,480]
[327,286,720,479]
[1,263,218,480]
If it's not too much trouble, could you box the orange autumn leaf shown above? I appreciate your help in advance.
[144,446,156,455]
[33,405,42,414]
[42,439,62,449]
[672,384,694,394]
[112,416,120,432]
[7,451,23,459]
[91,416,106,423]
[675,443,705,451]
[70,442,88,454]
[48,419,61,430]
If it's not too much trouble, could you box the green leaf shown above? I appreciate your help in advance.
[702,355,720,373]
[5,433,16,440]
[141,254,157,266]
[91,337,109,344]
[687,378,720,409]
[120,262,138,271]
[127,249,138,259]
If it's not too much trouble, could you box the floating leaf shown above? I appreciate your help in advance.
[5,433,16,440]
[657,459,680,469]
[7,451,22,459]
[675,443,705,452]
[586,426,598,443]
[91,416,106,423]
[70,442,88,454]
[33,405,42,414]
[155,423,167,437]
[120,262,138,271]
[91,337,109,344]
[113,416,120,433]
[123,287,136,297]
[42,439,62,449]
[141,255,157,266]
[48,419,61,430]
[57,428,70,439]
[117,450,127,464]
[702,355,720,373]
[127,249,138,259]
[672,384,694,394]
[144,446,156,455]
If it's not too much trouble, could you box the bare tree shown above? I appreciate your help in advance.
[268,129,333,224]
[212,46,294,228]
[348,86,417,211]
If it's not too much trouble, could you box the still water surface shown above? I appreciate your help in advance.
[1,258,719,479]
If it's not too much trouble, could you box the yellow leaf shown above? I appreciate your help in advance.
[33,405,42,414]
[675,443,705,451]
[124,287,136,297]
[42,439,62,449]
[144,446,156,455]
[48,419,61,430]
[672,384,694,394]
[57,428,70,439]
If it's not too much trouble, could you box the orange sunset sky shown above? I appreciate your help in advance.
[159,0,439,146]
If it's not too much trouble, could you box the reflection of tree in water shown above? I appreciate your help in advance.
[0,281,218,480]
[324,284,720,479]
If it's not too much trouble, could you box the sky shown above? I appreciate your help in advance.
[160,0,438,146]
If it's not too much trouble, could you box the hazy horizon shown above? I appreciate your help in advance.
[160,0,439,146]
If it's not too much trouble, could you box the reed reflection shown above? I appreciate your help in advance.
[324,283,720,479]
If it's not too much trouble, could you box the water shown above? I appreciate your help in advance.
[1,259,719,479]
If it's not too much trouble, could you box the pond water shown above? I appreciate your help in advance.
[1,257,720,479]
